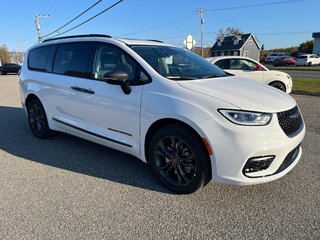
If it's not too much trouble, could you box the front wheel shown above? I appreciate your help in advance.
[269,81,286,92]
[27,98,52,138]
[149,125,211,194]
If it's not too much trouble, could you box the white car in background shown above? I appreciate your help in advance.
[206,56,292,93]
[295,54,320,66]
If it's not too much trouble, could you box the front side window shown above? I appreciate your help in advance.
[93,43,139,83]
[53,42,92,78]
[230,59,260,71]
[130,45,227,80]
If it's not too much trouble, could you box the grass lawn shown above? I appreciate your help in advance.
[292,77,320,94]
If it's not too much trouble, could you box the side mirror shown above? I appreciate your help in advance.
[104,71,131,94]
[256,64,263,71]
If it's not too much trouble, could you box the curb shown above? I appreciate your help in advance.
[291,91,320,97]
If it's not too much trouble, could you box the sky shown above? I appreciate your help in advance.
[1,0,319,52]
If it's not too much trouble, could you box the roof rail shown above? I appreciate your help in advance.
[42,34,112,43]
[147,39,164,43]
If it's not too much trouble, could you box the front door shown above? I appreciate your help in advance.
[79,43,149,155]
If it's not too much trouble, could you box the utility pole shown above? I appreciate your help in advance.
[35,15,49,43]
[196,9,207,57]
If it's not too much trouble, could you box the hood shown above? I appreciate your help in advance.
[178,76,296,112]
[268,70,289,77]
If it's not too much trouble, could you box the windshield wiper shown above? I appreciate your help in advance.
[201,74,229,79]
[166,76,198,80]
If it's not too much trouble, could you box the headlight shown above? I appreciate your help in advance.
[219,109,272,126]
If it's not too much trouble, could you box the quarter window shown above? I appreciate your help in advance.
[53,42,92,78]
[28,45,55,72]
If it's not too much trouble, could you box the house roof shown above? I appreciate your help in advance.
[210,33,260,51]
[312,32,320,38]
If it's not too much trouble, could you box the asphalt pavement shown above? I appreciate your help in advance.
[0,75,319,240]
[282,70,320,78]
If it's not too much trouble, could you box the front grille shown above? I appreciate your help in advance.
[277,106,303,137]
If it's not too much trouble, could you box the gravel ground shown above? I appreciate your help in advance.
[0,75,319,240]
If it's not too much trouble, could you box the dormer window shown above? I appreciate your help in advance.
[233,39,239,45]
[217,41,222,47]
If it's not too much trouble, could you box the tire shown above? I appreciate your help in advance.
[149,125,211,194]
[269,81,286,92]
[27,98,52,138]
[308,62,312,66]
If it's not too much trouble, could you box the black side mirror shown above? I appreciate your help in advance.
[104,71,131,94]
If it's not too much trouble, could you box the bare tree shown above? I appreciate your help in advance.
[216,27,243,40]
[0,46,11,64]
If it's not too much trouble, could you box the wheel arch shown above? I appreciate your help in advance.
[25,93,41,108]
[144,118,212,179]
[268,80,287,92]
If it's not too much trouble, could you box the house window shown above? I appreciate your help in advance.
[217,41,222,47]
[220,52,225,56]
[244,51,248,57]
[233,39,239,45]
[234,51,238,56]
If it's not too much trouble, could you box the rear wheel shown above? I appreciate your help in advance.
[269,81,286,92]
[27,98,52,138]
[149,125,211,194]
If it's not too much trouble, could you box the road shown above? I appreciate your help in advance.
[283,70,320,78]
[263,64,320,78]
[0,75,319,240]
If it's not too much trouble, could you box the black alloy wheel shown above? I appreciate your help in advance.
[27,99,52,138]
[269,81,286,92]
[149,125,210,194]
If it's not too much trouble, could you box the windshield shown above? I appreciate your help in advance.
[130,45,227,80]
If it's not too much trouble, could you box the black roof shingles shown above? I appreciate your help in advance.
[210,33,252,51]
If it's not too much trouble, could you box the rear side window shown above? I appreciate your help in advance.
[53,42,93,78]
[28,45,55,72]
[215,59,230,69]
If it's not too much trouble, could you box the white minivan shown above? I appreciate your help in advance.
[19,35,305,194]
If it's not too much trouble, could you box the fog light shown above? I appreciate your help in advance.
[243,156,275,176]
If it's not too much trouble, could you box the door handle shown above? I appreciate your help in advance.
[71,86,95,94]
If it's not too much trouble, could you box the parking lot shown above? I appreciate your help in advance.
[0,75,319,239]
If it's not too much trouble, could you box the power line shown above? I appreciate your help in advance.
[42,0,104,39]
[42,0,78,27]
[207,0,306,11]
[43,0,124,40]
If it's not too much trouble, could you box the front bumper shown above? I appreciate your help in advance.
[200,110,305,185]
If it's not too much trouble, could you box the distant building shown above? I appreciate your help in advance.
[312,32,320,56]
[9,51,25,64]
[210,33,261,61]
